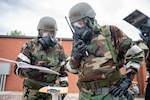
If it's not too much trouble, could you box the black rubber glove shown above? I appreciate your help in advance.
[72,39,87,60]
[20,68,40,79]
[109,77,132,97]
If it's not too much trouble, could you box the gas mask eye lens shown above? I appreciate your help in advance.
[42,32,49,37]
[41,30,55,37]
[72,20,85,28]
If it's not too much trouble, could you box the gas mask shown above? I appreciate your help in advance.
[72,18,93,44]
[38,30,57,49]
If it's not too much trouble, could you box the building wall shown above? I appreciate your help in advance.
[0,36,147,94]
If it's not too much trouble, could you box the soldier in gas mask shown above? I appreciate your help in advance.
[66,2,144,100]
[14,16,68,100]
[139,19,150,100]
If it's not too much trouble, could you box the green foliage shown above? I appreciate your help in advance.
[10,29,25,36]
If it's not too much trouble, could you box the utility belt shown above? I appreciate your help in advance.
[82,87,110,96]
[77,71,121,91]
[24,78,54,89]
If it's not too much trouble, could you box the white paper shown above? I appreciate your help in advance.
[0,57,60,75]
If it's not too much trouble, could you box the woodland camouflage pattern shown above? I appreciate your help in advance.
[14,38,68,100]
[67,25,144,100]
[67,2,144,100]
[69,25,144,82]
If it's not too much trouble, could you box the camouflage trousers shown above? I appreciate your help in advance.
[79,88,134,100]
[22,86,52,100]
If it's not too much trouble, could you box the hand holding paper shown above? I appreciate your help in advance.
[0,57,60,75]
[16,62,60,75]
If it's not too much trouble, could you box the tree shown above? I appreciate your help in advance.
[10,29,25,36]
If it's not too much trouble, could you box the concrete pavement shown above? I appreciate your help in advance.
[64,93,144,100]
[0,91,144,100]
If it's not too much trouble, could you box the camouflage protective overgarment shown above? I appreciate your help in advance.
[79,89,134,100]
[67,25,144,100]
[14,38,68,100]
[79,90,133,100]
[22,86,52,100]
